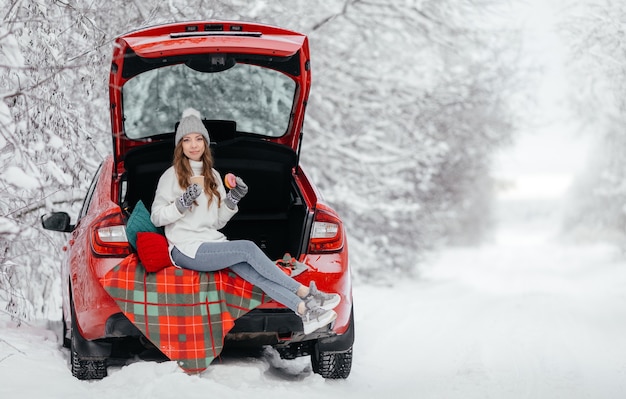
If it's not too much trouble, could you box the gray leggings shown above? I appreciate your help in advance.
[171,240,302,312]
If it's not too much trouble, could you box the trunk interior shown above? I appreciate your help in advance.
[121,136,311,260]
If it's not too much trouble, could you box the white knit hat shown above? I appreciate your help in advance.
[175,108,210,146]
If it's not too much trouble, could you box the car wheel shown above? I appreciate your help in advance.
[70,300,107,380]
[311,345,353,379]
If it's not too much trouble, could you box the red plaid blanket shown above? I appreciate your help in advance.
[100,254,268,373]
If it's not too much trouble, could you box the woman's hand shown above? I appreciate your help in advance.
[176,183,202,213]
[224,177,248,209]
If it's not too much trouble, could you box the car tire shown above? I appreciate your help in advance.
[70,299,107,380]
[311,344,353,379]
[70,345,107,381]
[311,306,354,379]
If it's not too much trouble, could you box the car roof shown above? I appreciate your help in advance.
[109,21,311,176]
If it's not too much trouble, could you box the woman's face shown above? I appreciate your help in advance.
[181,133,205,162]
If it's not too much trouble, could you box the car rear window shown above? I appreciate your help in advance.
[122,62,296,139]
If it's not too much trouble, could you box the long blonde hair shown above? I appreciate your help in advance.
[173,138,221,207]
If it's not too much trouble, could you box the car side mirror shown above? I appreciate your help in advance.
[41,212,74,232]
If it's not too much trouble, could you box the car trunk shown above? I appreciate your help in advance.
[120,136,311,260]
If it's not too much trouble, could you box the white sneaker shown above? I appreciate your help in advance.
[304,281,340,310]
[301,305,337,335]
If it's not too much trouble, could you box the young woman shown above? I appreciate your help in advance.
[150,108,339,334]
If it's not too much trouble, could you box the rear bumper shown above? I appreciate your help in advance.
[102,306,355,354]
[228,308,303,338]
[222,307,355,352]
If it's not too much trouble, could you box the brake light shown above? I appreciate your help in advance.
[308,207,344,253]
[91,211,130,257]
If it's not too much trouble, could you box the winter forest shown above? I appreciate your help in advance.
[1,0,625,324]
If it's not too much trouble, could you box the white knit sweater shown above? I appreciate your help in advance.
[150,160,238,259]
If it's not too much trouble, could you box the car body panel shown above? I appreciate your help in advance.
[123,32,305,59]
[62,156,129,340]
[120,21,306,58]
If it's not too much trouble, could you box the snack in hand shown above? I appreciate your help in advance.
[224,173,237,189]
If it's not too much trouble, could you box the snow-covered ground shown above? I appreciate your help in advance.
[1,196,625,399]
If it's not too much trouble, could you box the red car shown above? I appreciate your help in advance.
[42,21,354,380]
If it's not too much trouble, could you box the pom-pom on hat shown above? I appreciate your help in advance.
[175,107,210,146]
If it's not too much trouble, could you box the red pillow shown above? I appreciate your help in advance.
[136,232,173,272]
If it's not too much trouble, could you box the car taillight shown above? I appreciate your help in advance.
[91,211,130,257]
[308,207,344,253]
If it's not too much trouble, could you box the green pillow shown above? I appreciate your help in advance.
[126,200,160,249]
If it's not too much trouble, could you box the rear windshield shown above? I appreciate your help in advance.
[122,62,297,139]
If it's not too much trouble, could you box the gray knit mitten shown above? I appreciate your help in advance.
[176,183,202,213]
[224,177,248,210]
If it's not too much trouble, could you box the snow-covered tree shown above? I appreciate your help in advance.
[1,0,115,320]
[1,0,524,318]
[560,0,626,242]
[297,0,524,276]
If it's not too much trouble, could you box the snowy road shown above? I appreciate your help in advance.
[1,202,626,398]
[351,210,626,399]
